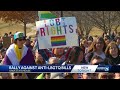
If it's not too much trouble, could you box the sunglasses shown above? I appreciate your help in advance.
[18,39,24,41]
[13,73,22,76]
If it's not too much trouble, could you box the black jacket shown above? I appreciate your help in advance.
[104,55,120,65]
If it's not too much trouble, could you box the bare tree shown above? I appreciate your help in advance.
[0,11,38,37]
[84,11,120,35]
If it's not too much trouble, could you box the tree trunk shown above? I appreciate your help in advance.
[24,22,27,37]
[79,20,84,36]
[86,29,90,36]
[61,11,63,17]
[108,11,111,36]
[102,11,106,33]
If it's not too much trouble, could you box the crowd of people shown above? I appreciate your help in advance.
[0,29,119,79]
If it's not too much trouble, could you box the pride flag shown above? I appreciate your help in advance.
[38,11,57,20]
[51,35,66,46]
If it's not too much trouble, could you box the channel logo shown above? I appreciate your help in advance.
[104,67,109,71]
[96,66,109,72]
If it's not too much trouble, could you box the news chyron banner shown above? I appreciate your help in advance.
[0,65,120,73]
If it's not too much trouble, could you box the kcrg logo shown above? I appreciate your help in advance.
[104,67,109,71]
[96,66,109,72]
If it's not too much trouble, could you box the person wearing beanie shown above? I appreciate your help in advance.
[3,32,35,65]
[3,32,36,79]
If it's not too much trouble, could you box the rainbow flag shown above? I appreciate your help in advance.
[51,35,66,46]
[38,11,57,20]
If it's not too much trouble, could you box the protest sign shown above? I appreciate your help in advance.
[36,17,79,49]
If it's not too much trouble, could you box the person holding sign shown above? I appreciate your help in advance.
[33,31,55,63]
[104,41,120,65]
[36,17,79,49]
[35,17,79,63]
[52,47,68,64]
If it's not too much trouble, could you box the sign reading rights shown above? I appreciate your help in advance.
[36,17,79,49]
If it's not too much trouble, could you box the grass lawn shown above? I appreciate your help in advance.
[0,21,119,39]
[0,21,35,37]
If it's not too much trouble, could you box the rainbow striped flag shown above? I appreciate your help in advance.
[51,35,66,46]
[38,11,57,20]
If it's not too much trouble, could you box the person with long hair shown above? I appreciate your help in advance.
[64,46,84,65]
[115,36,120,49]
[104,41,120,65]
[85,37,106,63]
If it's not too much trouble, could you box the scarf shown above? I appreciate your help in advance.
[14,44,23,62]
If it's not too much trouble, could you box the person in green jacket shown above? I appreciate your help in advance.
[36,73,50,79]
[36,73,44,79]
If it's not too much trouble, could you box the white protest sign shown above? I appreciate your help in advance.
[36,17,79,49]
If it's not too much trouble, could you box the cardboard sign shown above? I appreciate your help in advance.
[36,17,79,49]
